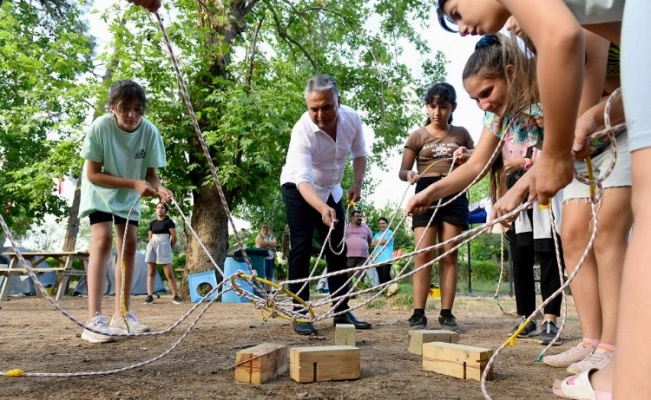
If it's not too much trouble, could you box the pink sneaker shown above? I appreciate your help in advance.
[567,348,613,374]
[542,341,595,368]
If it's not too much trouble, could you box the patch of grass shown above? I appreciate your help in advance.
[458,279,512,295]
[357,279,513,311]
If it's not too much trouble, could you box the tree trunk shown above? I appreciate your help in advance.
[61,181,81,252]
[184,184,230,281]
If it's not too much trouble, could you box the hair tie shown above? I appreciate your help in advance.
[475,35,501,51]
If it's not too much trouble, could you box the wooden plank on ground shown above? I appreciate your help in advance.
[0,268,67,273]
[290,345,360,383]
[422,342,493,381]
[408,330,460,355]
[235,343,288,384]
[335,324,356,346]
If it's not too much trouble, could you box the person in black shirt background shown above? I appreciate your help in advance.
[144,202,181,304]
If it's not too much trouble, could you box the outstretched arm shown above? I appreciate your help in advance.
[298,182,337,227]
[170,228,177,247]
[502,0,584,205]
[406,128,501,215]
[145,168,173,202]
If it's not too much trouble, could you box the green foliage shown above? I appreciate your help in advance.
[462,233,508,264]
[467,174,490,205]
[3,0,448,272]
[456,259,504,283]
[472,259,504,282]
[111,0,447,261]
[0,0,94,236]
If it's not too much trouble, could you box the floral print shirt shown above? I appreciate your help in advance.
[483,103,544,150]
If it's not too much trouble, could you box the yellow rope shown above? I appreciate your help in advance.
[6,369,24,378]
[230,273,316,323]
[585,156,596,200]
[120,256,129,331]
[503,319,531,347]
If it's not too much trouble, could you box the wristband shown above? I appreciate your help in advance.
[523,158,533,171]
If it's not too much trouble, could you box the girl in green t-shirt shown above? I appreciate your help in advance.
[79,80,173,343]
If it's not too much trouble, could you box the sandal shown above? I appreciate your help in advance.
[552,369,612,400]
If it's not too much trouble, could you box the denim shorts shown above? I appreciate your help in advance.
[563,131,632,202]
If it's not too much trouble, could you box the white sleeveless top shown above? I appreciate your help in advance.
[564,0,625,24]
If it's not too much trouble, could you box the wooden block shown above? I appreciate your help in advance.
[289,345,360,383]
[422,342,493,381]
[235,343,288,384]
[408,330,460,355]
[335,324,356,346]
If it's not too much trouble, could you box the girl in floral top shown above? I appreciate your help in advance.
[406,34,564,341]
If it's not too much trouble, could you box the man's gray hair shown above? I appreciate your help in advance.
[304,74,339,98]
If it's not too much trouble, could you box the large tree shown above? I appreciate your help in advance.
[0,0,94,244]
[90,0,448,283]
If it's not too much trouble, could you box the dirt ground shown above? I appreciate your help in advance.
[0,292,582,400]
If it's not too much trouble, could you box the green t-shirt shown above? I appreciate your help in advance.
[79,114,166,221]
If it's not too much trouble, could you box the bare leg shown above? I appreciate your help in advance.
[87,222,112,320]
[614,149,651,399]
[146,263,156,297]
[593,187,632,345]
[412,226,438,310]
[162,263,178,297]
[113,223,138,318]
[438,222,462,311]
[561,199,602,339]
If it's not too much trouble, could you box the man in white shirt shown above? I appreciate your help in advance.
[281,74,372,335]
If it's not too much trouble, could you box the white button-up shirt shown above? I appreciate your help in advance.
[280,105,367,203]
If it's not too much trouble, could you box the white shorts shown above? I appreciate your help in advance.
[563,131,632,201]
[145,234,173,265]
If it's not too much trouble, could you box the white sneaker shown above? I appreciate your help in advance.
[110,311,150,334]
[542,341,596,368]
[81,314,115,343]
[567,347,613,374]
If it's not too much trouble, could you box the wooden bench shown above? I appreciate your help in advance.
[0,251,89,301]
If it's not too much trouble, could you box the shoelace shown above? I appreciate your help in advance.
[581,349,611,365]
[543,322,554,334]
[567,343,592,354]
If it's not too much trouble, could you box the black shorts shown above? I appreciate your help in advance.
[411,176,469,230]
[88,211,139,227]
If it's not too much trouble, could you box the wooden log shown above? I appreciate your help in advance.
[289,345,360,383]
[408,329,460,355]
[422,342,493,381]
[335,324,356,346]
[234,343,288,384]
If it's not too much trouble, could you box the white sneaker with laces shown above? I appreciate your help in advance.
[81,314,115,343]
[110,311,150,334]
[567,347,613,374]
[542,341,596,368]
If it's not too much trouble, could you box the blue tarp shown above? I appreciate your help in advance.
[468,207,487,224]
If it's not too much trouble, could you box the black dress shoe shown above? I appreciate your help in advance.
[293,321,318,335]
[333,311,372,330]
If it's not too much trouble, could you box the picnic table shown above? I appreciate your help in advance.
[0,251,89,301]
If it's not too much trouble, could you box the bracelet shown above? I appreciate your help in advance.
[523,158,533,171]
